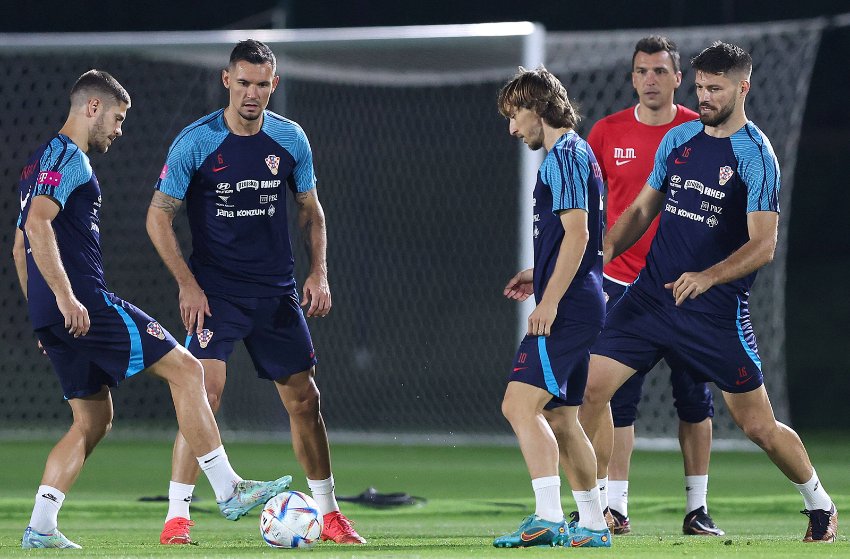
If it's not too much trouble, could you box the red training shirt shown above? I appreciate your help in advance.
[587,104,699,284]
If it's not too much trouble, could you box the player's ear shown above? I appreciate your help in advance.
[674,71,682,88]
[86,97,100,118]
[222,68,231,89]
[271,75,280,93]
[740,80,750,96]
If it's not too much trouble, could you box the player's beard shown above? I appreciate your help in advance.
[90,113,112,154]
[699,95,737,127]
[526,137,544,150]
[238,105,263,121]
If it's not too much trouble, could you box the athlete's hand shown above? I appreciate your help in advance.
[56,293,90,337]
[527,300,558,337]
[665,272,715,306]
[504,268,534,301]
[302,272,331,317]
[179,281,211,333]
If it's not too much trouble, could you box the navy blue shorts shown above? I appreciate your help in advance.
[593,286,763,395]
[185,293,317,381]
[510,318,601,408]
[35,291,178,400]
[603,279,714,426]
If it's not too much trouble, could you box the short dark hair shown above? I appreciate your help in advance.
[632,35,681,74]
[691,41,752,78]
[70,69,130,107]
[229,39,276,72]
[497,66,580,129]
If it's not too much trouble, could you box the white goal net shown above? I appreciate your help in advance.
[0,18,824,445]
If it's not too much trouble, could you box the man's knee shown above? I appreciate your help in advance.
[73,411,113,447]
[173,349,205,386]
[281,378,321,419]
[740,418,779,450]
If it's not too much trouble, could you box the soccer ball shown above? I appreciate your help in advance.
[260,491,323,548]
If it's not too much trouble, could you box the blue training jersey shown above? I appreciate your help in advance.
[532,131,605,327]
[156,109,316,297]
[17,134,108,329]
[633,120,780,317]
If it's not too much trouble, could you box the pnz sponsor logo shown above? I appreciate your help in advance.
[216,182,233,193]
[259,194,278,204]
[683,179,704,193]
[237,180,259,191]
[261,180,281,189]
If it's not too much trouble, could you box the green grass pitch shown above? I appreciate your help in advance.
[0,434,847,557]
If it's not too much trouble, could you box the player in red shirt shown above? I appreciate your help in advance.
[585,36,723,536]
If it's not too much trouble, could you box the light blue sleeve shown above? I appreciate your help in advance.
[731,123,781,213]
[33,143,92,208]
[156,112,228,200]
[542,138,589,213]
[265,114,316,193]
[647,121,703,190]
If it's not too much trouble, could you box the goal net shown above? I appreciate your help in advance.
[0,19,823,445]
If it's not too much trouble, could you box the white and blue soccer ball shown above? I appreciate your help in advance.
[260,491,323,549]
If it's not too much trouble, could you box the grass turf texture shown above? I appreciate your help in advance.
[0,435,847,557]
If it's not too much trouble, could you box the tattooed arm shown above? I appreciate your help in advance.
[295,189,331,317]
[146,190,210,332]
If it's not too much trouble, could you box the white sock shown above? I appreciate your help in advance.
[29,485,64,533]
[307,475,340,516]
[197,446,242,501]
[685,475,708,514]
[531,476,564,522]
[608,480,629,516]
[794,470,833,511]
[596,477,609,511]
[572,487,608,531]
[165,481,195,522]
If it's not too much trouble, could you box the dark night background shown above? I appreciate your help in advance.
[3,1,848,430]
